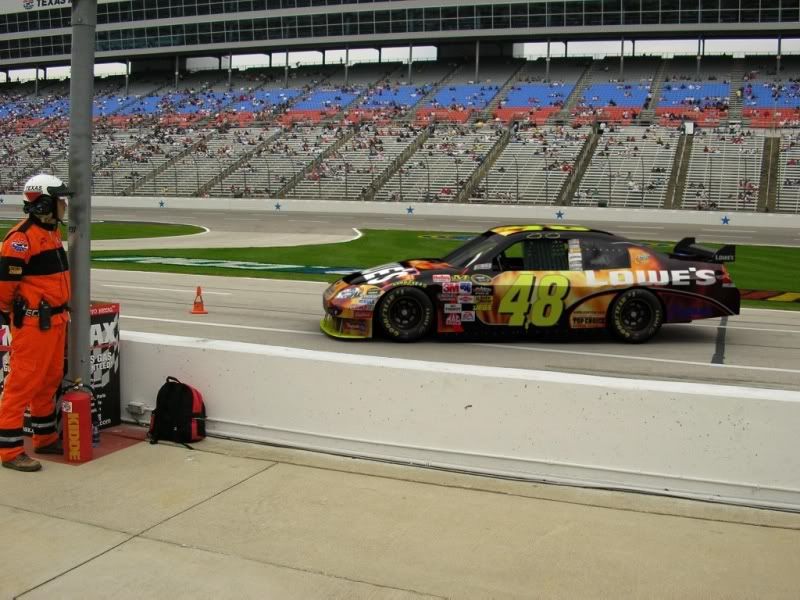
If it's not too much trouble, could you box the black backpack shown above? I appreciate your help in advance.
[148,377,206,446]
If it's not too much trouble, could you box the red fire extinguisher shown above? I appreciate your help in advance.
[61,385,94,463]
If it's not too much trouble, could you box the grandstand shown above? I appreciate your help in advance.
[1,2,799,212]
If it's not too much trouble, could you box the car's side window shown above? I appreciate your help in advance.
[581,239,632,270]
[494,239,569,271]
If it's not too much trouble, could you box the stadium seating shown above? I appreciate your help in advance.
[475,125,588,204]
[578,125,679,208]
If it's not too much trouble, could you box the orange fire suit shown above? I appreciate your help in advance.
[0,217,70,462]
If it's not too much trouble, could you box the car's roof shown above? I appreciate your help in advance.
[489,224,617,238]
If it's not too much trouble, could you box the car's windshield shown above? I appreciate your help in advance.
[442,232,506,269]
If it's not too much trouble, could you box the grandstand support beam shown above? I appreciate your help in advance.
[284,50,289,88]
[34,67,38,96]
[475,40,480,82]
[777,36,782,74]
[228,53,233,88]
[408,44,413,84]
[546,40,551,82]
[696,38,702,78]
[67,0,97,388]
[174,55,179,90]
[345,46,350,87]
[124,60,130,97]
[619,38,624,80]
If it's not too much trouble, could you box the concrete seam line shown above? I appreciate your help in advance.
[121,331,800,402]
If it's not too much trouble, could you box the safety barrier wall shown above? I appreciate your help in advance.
[2,195,799,229]
[120,331,800,512]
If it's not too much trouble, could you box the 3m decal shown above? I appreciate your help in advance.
[498,273,570,328]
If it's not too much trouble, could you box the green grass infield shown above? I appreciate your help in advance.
[0,220,204,241]
[90,228,800,311]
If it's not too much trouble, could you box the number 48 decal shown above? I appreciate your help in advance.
[498,273,570,328]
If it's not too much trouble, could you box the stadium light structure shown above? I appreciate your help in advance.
[68,0,97,388]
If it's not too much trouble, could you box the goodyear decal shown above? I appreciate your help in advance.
[93,257,359,275]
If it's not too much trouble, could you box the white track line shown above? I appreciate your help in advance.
[123,315,321,335]
[471,343,800,374]
[120,315,800,375]
[102,285,231,295]
[680,323,800,334]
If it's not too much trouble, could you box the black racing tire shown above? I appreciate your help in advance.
[376,287,434,342]
[608,289,664,344]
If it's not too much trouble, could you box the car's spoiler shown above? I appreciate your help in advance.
[672,237,736,263]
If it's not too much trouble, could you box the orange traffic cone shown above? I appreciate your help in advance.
[191,286,208,315]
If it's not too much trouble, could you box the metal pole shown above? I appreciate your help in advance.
[175,55,179,90]
[266,160,271,195]
[227,53,233,88]
[124,60,129,97]
[640,156,644,208]
[514,157,519,203]
[426,158,430,200]
[34,67,39,96]
[619,37,624,80]
[399,168,404,202]
[344,167,348,199]
[194,159,199,190]
[546,40,551,82]
[475,40,480,82]
[408,44,412,83]
[345,46,349,87]
[284,51,289,88]
[174,165,178,194]
[67,0,97,387]
[545,168,549,204]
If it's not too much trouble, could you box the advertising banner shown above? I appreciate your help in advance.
[0,301,121,434]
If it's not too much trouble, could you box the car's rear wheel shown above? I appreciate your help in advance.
[376,287,434,342]
[608,289,664,343]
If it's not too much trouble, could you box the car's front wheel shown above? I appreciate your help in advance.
[376,287,434,342]
[608,288,664,343]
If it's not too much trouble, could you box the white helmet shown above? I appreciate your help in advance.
[22,173,72,216]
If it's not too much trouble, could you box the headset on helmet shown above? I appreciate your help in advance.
[22,174,73,216]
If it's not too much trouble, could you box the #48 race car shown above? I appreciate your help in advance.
[320,225,740,343]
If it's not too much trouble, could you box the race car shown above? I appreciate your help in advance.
[320,224,740,343]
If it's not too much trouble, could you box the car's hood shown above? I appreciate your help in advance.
[343,259,454,285]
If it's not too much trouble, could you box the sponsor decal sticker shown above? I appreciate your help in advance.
[10,241,28,253]
[585,269,716,287]
[432,274,451,283]
[476,303,493,311]
[458,282,472,294]
[473,286,492,296]
[352,310,373,319]
[457,295,476,304]
[444,304,462,314]
[445,314,462,326]
[8,266,22,275]
[460,311,476,322]
[337,287,361,300]
[473,264,493,272]
[471,273,492,284]
[442,282,460,294]
[452,275,471,282]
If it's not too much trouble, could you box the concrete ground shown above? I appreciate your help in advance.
[1,430,799,600]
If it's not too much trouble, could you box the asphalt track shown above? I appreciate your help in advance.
[2,206,797,391]
[81,206,800,392]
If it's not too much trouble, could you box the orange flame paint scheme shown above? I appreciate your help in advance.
[321,225,740,344]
